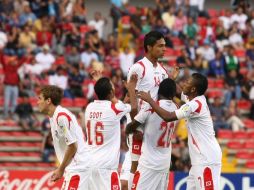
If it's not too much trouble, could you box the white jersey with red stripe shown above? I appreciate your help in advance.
[175,95,222,166]
[135,100,178,171]
[127,57,168,105]
[49,105,90,172]
[84,100,131,169]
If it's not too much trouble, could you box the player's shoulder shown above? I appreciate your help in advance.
[111,100,130,115]
[159,100,178,111]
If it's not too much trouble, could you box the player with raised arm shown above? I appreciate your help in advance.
[125,78,178,190]
[122,31,169,190]
[84,75,138,190]
[138,73,222,190]
[37,85,90,190]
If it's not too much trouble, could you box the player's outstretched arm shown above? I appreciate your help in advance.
[50,142,77,182]
[138,91,178,122]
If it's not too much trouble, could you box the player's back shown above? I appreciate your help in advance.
[186,96,222,166]
[136,100,178,171]
[85,100,131,169]
[50,106,90,172]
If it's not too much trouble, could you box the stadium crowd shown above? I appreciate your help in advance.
[0,0,253,172]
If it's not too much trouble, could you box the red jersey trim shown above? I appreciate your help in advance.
[190,133,201,152]
[194,100,202,113]
[136,61,145,79]
[67,175,80,190]
[111,172,120,190]
[159,63,169,77]
[111,103,123,115]
[56,112,72,129]
[131,171,141,190]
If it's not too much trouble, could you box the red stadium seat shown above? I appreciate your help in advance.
[208,78,215,88]
[233,131,248,139]
[54,56,66,65]
[0,96,3,106]
[237,100,251,110]
[243,119,254,129]
[208,9,218,18]
[29,97,38,107]
[248,131,254,138]
[227,141,243,149]
[214,79,224,88]
[80,25,93,33]
[197,17,208,26]
[217,130,233,139]
[61,98,73,107]
[26,131,42,137]
[246,160,254,169]
[244,141,254,149]
[207,90,223,99]
[236,151,254,159]
[3,162,20,167]
[11,152,27,156]
[73,98,88,108]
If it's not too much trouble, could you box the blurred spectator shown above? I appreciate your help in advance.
[65,25,81,48]
[65,46,81,65]
[0,55,24,119]
[51,27,66,55]
[176,49,193,68]
[72,0,86,24]
[15,94,39,131]
[105,48,120,70]
[36,22,53,47]
[173,9,187,38]
[66,64,84,99]
[81,43,98,69]
[196,40,216,62]
[140,16,151,35]
[247,42,254,71]
[219,9,232,30]
[210,97,229,132]
[19,1,37,26]
[88,12,106,39]
[111,68,124,99]
[104,33,118,56]
[119,46,135,77]
[186,38,197,61]
[87,30,104,58]
[224,70,243,106]
[228,23,244,49]
[19,73,36,97]
[188,0,200,21]
[110,0,123,31]
[41,131,54,162]
[209,51,226,78]
[4,26,21,56]
[48,66,68,91]
[183,17,198,39]
[215,20,230,51]
[224,46,239,74]
[18,24,36,52]
[35,44,55,72]
[162,6,176,30]
[192,53,209,76]
[226,100,246,131]
[230,7,248,31]
[153,18,170,36]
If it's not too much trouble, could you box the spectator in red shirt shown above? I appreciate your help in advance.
[0,54,23,119]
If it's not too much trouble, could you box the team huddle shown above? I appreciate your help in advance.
[37,31,222,190]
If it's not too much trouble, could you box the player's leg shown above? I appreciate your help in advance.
[131,165,165,190]
[210,164,221,190]
[61,171,89,190]
[120,151,131,190]
[186,166,198,190]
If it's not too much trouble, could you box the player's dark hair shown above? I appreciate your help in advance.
[144,31,165,52]
[192,73,208,95]
[158,78,176,99]
[40,85,63,106]
[94,77,113,100]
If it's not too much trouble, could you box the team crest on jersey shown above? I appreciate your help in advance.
[181,104,191,114]
[134,145,140,150]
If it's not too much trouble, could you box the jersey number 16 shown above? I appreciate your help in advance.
[86,120,104,145]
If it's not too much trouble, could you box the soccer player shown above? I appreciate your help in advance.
[84,75,137,190]
[125,78,178,190]
[138,73,222,190]
[122,31,169,189]
[37,85,90,189]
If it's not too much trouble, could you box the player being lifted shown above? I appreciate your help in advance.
[139,73,222,190]
[37,85,90,190]
[126,78,178,190]
[122,31,169,190]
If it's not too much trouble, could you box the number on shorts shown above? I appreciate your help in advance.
[157,121,174,147]
[86,120,104,145]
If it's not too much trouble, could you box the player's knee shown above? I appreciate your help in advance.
[121,180,128,190]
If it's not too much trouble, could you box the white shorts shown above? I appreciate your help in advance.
[88,168,121,190]
[120,151,131,181]
[131,165,169,190]
[186,164,221,190]
[61,170,89,190]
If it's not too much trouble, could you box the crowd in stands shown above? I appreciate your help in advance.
[0,0,253,172]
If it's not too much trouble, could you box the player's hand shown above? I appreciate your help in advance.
[124,73,138,91]
[50,168,64,182]
[171,65,180,80]
[90,70,102,81]
[137,91,152,103]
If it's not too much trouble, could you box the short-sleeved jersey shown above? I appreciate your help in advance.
[134,100,178,170]
[175,95,222,166]
[84,100,131,169]
[127,57,168,105]
[49,106,90,172]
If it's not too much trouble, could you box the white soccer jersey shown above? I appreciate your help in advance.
[49,106,90,172]
[135,100,178,171]
[127,57,168,104]
[84,100,131,169]
[175,95,222,166]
